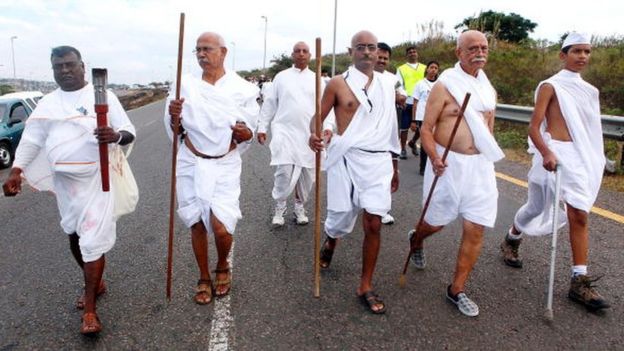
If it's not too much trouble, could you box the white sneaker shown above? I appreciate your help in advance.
[381,213,395,225]
[293,206,309,225]
[272,205,287,226]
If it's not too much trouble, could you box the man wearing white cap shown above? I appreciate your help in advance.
[500,32,610,310]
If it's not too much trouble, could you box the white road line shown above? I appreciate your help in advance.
[208,242,234,351]
[143,120,156,128]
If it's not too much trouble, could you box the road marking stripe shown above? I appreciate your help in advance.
[143,120,156,127]
[208,242,234,351]
[496,172,624,224]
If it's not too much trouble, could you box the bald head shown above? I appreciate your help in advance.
[351,30,378,48]
[197,32,226,47]
[457,30,486,49]
[195,32,227,74]
[292,41,311,69]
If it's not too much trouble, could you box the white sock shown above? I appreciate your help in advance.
[294,200,304,210]
[276,201,287,211]
[507,227,522,240]
[572,265,588,277]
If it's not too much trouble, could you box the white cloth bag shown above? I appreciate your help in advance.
[111,143,139,219]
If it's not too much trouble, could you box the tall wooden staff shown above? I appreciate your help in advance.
[313,37,322,298]
[93,68,110,192]
[167,12,185,301]
[399,93,471,287]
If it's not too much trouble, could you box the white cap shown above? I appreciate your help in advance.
[562,32,591,50]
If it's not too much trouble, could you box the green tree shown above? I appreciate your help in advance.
[455,11,537,43]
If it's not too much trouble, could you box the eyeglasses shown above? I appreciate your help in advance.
[353,44,377,52]
[52,61,80,71]
[193,46,219,54]
[465,45,489,54]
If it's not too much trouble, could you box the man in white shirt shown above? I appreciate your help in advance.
[258,41,321,226]
[3,46,136,335]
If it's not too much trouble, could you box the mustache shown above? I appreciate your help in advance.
[471,57,486,63]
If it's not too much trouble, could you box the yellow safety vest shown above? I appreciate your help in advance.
[397,63,426,97]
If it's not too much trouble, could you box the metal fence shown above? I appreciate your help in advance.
[496,104,624,169]
[496,104,624,141]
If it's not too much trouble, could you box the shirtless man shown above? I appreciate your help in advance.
[407,30,504,317]
[309,30,400,314]
[501,32,609,310]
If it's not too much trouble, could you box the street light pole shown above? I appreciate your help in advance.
[331,0,337,76]
[10,36,17,79]
[261,15,268,72]
[230,41,236,71]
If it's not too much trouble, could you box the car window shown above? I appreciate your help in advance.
[24,98,36,110]
[10,103,28,121]
[0,104,6,119]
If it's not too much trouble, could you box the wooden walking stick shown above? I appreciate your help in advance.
[399,92,471,287]
[167,12,185,301]
[92,68,110,192]
[544,164,562,321]
[313,37,322,298]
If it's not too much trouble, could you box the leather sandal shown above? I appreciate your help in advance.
[194,279,213,305]
[80,312,102,335]
[213,267,232,298]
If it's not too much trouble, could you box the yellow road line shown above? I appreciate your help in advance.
[495,172,624,224]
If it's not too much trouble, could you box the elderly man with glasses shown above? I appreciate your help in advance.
[165,32,259,306]
[309,30,400,315]
[406,30,504,317]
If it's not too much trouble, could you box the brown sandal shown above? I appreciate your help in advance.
[80,312,102,335]
[76,280,107,310]
[320,238,335,269]
[194,279,213,305]
[214,268,232,298]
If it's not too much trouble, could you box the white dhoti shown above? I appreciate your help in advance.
[325,149,393,238]
[423,144,498,228]
[514,140,590,236]
[13,84,135,262]
[176,145,242,234]
[272,164,314,204]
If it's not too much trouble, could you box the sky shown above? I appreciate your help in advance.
[0,0,621,85]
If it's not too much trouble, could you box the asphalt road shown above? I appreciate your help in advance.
[1,100,623,350]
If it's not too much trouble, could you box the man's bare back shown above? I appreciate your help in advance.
[424,82,495,155]
[320,75,372,135]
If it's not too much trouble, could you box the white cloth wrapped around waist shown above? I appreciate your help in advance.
[175,144,242,234]
[326,148,393,214]
[515,140,595,236]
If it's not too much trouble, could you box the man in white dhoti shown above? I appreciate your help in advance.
[500,32,610,310]
[309,31,400,314]
[257,41,319,226]
[166,32,258,306]
[407,30,504,317]
[2,46,136,335]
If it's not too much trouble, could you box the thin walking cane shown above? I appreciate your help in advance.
[313,37,322,298]
[167,12,185,301]
[545,164,562,321]
[399,93,471,287]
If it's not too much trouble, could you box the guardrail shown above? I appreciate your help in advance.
[496,104,624,141]
[496,103,624,169]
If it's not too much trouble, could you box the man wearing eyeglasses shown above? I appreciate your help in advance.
[309,30,400,314]
[257,41,323,227]
[407,30,504,317]
[3,46,136,335]
[166,32,258,306]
